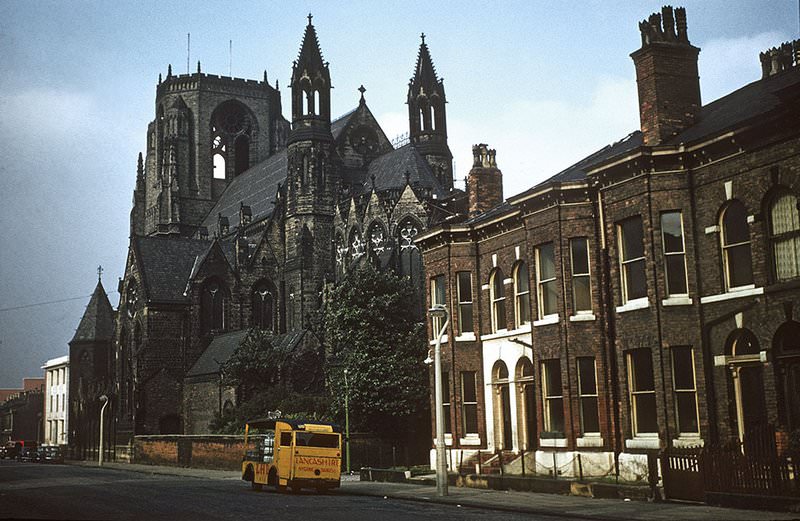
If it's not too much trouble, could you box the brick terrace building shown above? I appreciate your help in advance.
[416,7,800,480]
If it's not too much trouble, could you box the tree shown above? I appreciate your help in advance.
[211,329,329,433]
[324,263,429,440]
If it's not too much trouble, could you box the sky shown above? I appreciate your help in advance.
[0,0,795,388]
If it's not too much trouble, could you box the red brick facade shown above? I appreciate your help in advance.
[417,7,800,479]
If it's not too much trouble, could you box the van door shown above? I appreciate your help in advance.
[276,430,293,482]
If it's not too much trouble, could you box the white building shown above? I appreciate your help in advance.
[42,355,69,446]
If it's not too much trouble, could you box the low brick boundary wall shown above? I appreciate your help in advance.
[133,435,245,470]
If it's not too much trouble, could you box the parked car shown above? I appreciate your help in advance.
[18,447,41,463]
[0,446,6,459]
[40,446,64,464]
[3,444,20,460]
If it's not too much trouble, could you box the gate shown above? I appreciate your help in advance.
[661,446,705,502]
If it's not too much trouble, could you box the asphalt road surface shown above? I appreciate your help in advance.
[0,460,568,520]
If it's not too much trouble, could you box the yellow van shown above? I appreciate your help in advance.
[241,417,341,493]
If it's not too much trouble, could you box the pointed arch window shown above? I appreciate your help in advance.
[770,192,800,282]
[513,261,531,327]
[201,278,229,333]
[335,232,347,280]
[490,268,507,332]
[251,280,275,332]
[349,228,365,262]
[397,217,422,279]
[720,200,753,290]
[210,101,253,180]
[367,222,388,259]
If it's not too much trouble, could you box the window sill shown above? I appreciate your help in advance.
[576,435,604,448]
[615,297,648,313]
[429,334,449,346]
[539,437,568,448]
[625,437,661,450]
[662,296,693,307]
[460,436,482,446]
[480,327,530,342]
[672,437,704,448]
[699,286,763,304]
[533,315,559,327]
[454,332,476,342]
[569,313,596,322]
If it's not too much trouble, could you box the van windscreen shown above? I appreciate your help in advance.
[294,432,339,448]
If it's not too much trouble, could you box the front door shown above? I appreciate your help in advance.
[734,364,767,446]
[500,384,512,449]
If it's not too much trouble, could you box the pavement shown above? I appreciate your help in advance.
[66,460,800,520]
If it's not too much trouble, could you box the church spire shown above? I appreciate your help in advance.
[407,33,453,190]
[411,33,439,92]
[289,14,332,140]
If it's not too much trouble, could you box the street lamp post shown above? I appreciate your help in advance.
[98,395,109,466]
[429,304,450,497]
[344,368,351,474]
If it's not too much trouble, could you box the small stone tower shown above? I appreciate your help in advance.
[407,34,453,190]
[284,14,337,329]
[631,6,701,145]
[137,63,287,237]
[467,144,503,217]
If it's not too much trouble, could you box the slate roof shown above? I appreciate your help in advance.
[331,108,357,140]
[201,150,287,236]
[668,67,800,144]
[361,143,447,198]
[70,281,115,344]
[134,236,210,303]
[186,329,248,377]
[186,329,307,377]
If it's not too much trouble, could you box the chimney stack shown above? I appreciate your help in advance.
[631,6,701,145]
[467,144,503,217]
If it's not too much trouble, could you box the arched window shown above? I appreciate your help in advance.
[513,262,531,328]
[201,278,229,334]
[349,228,365,262]
[251,280,275,332]
[397,217,422,279]
[770,192,800,282]
[367,222,387,257]
[335,232,347,280]
[210,101,253,181]
[720,201,753,290]
[490,268,507,332]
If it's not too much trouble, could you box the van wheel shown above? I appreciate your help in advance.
[251,481,263,491]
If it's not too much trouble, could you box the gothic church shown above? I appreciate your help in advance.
[110,17,463,444]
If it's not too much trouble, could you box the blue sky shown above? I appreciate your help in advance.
[0,1,795,387]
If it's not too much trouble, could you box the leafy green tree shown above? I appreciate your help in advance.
[211,329,330,433]
[324,263,429,440]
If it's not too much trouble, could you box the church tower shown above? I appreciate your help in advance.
[408,34,453,190]
[135,62,288,238]
[284,15,337,329]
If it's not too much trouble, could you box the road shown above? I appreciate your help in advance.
[0,460,565,520]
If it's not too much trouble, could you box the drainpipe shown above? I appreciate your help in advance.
[645,173,671,446]
[596,188,623,458]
